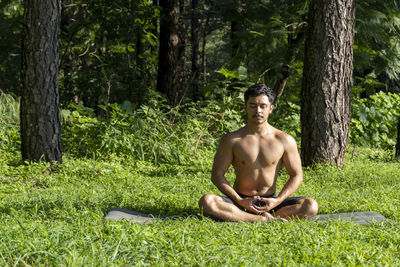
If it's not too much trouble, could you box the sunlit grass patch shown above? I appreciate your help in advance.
[1,147,400,265]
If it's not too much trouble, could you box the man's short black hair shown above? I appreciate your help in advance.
[244,83,276,104]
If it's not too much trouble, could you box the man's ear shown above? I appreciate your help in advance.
[270,104,275,112]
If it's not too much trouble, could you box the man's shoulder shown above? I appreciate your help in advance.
[272,128,297,147]
[219,128,246,144]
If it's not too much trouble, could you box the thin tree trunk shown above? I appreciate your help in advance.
[272,30,306,105]
[178,0,186,103]
[230,1,245,68]
[60,0,76,103]
[300,0,356,167]
[156,0,184,106]
[191,0,200,100]
[21,0,62,163]
[134,30,144,103]
[202,16,208,85]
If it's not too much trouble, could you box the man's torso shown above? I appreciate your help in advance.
[230,127,286,196]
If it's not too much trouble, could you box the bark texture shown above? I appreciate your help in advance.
[202,16,208,84]
[156,0,185,106]
[21,0,62,162]
[301,0,355,167]
[191,0,200,100]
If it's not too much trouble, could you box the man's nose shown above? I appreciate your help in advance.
[257,106,262,112]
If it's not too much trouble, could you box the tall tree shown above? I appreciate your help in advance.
[21,0,62,163]
[157,0,185,106]
[300,0,356,167]
[190,0,201,100]
[229,0,245,67]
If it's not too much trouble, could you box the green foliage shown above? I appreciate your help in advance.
[350,92,400,148]
[352,72,387,97]
[62,92,246,164]
[204,66,250,103]
[354,1,400,88]
[0,92,20,151]
[62,102,191,164]
[212,0,309,90]
[270,101,301,139]
[2,88,400,163]
[58,0,159,107]
[0,0,23,95]
[2,0,400,110]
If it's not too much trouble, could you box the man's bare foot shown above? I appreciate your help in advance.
[260,212,287,222]
[277,217,288,222]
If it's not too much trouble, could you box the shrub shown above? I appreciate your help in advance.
[0,92,20,151]
[2,89,399,162]
[62,96,245,164]
[269,101,301,139]
[350,92,400,149]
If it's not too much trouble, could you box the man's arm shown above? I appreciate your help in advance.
[276,134,303,201]
[211,134,260,213]
[260,134,303,211]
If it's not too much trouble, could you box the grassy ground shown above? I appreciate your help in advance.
[0,146,399,266]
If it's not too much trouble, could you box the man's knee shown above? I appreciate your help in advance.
[302,197,318,218]
[198,194,219,215]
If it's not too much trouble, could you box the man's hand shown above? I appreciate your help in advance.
[236,196,265,214]
[256,197,281,212]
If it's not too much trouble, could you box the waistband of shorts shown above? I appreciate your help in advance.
[237,192,276,198]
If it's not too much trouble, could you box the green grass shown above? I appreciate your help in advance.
[0,93,399,265]
[0,147,399,266]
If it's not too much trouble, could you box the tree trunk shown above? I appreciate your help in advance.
[156,0,185,106]
[230,1,245,68]
[60,0,75,103]
[230,19,244,67]
[202,16,208,85]
[272,30,306,105]
[21,0,62,163]
[190,0,200,100]
[300,0,355,167]
[396,115,400,158]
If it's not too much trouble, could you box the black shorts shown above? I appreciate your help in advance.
[219,193,305,214]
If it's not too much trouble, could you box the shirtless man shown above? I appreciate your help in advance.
[198,83,318,222]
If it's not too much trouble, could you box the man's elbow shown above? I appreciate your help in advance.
[211,175,219,186]
[211,173,223,186]
[297,175,303,185]
[291,173,303,184]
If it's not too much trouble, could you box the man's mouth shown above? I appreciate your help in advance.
[253,114,263,118]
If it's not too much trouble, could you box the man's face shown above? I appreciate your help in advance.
[245,94,274,124]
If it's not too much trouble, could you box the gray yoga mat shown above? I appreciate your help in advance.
[105,208,163,224]
[312,211,386,225]
[105,208,386,225]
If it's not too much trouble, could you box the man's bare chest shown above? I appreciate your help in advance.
[232,138,284,167]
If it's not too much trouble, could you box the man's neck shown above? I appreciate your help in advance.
[245,122,272,135]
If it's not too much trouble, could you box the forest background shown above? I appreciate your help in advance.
[1,0,400,155]
[0,0,400,265]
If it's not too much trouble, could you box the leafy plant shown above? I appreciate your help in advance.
[269,101,301,139]
[0,92,20,151]
[62,96,220,164]
[350,92,400,148]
